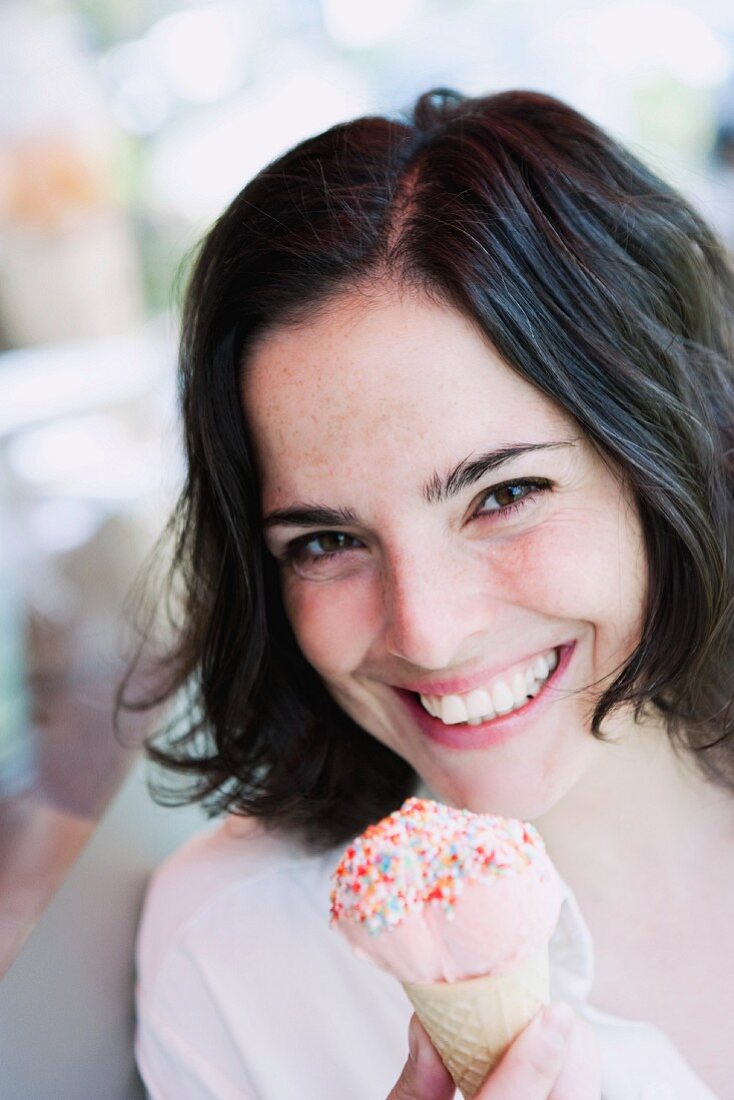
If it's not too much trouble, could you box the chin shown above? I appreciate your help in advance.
[454,789,557,822]
[421,760,581,824]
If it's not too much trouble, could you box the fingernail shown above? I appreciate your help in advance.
[540,1002,574,1050]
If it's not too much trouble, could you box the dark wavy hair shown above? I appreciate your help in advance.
[119,87,734,851]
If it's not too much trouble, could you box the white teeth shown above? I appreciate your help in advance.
[423,695,439,718]
[526,666,541,697]
[418,648,561,725]
[440,695,469,725]
[491,680,515,715]
[533,655,550,680]
[464,689,494,721]
[511,671,528,706]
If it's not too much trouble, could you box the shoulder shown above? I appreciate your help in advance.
[135,817,412,1099]
[136,815,337,990]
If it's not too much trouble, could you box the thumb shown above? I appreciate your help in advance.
[479,1002,574,1097]
[387,1015,457,1100]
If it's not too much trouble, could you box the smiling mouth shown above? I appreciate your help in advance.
[412,647,561,726]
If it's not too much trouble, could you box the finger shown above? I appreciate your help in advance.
[478,1002,574,1099]
[386,1014,457,1100]
[548,1018,601,1100]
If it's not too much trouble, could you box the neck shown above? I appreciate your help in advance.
[534,710,734,898]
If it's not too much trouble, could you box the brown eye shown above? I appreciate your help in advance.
[306,532,358,555]
[475,479,551,519]
[480,482,533,512]
[287,530,363,564]
[495,485,527,507]
[281,529,367,580]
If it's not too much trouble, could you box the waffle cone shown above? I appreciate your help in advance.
[402,946,549,1099]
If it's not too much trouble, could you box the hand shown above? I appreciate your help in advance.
[387,1003,601,1100]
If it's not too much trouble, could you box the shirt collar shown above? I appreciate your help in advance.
[549,875,596,1007]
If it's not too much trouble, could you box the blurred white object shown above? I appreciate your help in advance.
[0,319,181,678]
[145,3,258,104]
[0,3,143,346]
[0,318,175,436]
[0,208,142,346]
[0,5,109,142]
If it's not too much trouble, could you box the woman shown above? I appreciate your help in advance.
[131,88,734,1099]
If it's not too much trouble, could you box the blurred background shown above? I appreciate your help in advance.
[1,0,734,1025]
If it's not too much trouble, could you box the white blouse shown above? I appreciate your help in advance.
[135,815,718,1100]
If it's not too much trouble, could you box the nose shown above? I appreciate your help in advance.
[381,545,488,671]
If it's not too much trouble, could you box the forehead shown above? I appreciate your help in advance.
[242,287,574,504]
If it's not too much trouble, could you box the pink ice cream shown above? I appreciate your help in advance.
[330,797,563,985]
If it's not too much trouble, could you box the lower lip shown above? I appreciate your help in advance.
[395,642,576,750]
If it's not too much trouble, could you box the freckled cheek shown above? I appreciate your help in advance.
[508,515,647,644]
[484,526,585,614]
[282,576,379,677]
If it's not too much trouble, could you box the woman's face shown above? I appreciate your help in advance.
[243,286,647,819]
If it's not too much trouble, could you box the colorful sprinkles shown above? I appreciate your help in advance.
[330,797,550,935]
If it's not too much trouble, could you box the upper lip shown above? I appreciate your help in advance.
[388,643,568,698]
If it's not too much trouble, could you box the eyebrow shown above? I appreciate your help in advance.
[263,441,575,529]
[423,441,575,504]
[263,503,359,529]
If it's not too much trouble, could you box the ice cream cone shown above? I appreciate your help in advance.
[402,945,549,1099]
[330,800,562,1096]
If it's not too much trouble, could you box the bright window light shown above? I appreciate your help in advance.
[322,0,423,49]
[145,2,257,103]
